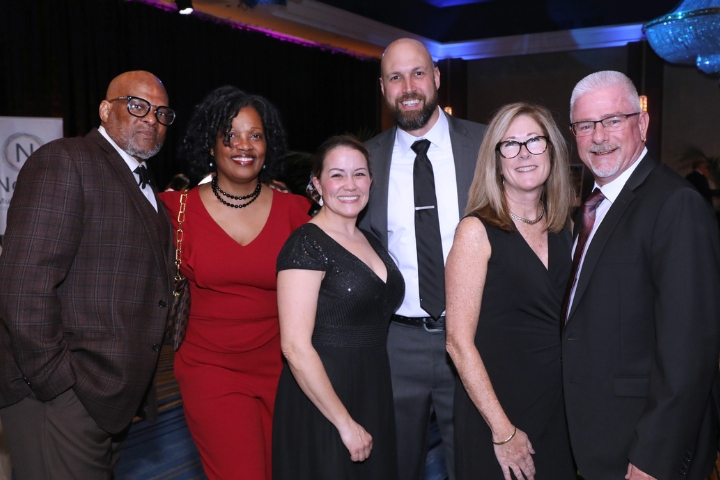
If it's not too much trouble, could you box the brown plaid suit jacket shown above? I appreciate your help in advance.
[0,129,175,433]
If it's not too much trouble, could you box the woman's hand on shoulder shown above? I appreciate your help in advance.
[337,419,373,462]
[493,427,536,480]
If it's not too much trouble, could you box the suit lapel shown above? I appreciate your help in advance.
[447,114,474,213]
[568,156,658,320]
[150,185,175,283]
[88,130,172,293]
[368,127,395,250]
[367,114,477,247]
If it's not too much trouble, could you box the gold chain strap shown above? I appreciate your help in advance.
[173,189,188,290]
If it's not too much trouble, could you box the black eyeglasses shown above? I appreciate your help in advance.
[107,96,176,126]
[496,136,549,159]
[570,112,640,137]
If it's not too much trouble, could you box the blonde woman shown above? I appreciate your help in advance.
[446,103,575,480]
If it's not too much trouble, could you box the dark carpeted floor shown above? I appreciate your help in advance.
[115,346,205,479]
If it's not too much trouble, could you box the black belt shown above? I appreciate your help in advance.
[392,314,445,332]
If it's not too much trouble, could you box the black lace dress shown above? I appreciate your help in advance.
[272,223,404,480]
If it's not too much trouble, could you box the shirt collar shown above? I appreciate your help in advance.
[594,147,647,203]
[395,106,449,153]
[98,126,146,171]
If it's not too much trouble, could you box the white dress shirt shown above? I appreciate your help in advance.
[387,108,459,317]
[98,126,158,212]
[567,147,647,313]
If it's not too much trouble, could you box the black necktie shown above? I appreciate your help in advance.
[134,165,151,189]
[412,139,445,320]
[561,188,605,324]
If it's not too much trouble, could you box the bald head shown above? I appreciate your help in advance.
[99,70,170,161]
[379,38,440,136]
[105,71,167,102]
[381,38,434,79]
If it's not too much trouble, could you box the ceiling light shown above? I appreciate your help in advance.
[176,0,193,15]
[644,0,720,74]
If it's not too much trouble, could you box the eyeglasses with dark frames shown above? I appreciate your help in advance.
[496,136,549,159]
[570,112,640,137]
[107,96,176,126]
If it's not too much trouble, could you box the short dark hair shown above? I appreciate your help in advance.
[165,173,190,191]
[308,135,371,204]
[311,135,371,179]
[181,85,287,183]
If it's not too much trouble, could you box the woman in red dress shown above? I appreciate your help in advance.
[159,86,310,479]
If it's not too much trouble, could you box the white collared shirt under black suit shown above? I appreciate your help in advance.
[563,152,720,479]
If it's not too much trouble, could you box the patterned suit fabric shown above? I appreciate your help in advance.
[0,129,175,433]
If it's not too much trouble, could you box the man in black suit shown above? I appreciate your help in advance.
[359,38,486,479]
[562,70,720,479]
[0,71,176,478]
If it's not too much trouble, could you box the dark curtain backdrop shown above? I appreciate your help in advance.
[0,0,381,186]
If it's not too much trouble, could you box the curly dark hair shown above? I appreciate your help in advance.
[180,85,287,183]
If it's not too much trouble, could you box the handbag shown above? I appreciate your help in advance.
[166,189,190,351]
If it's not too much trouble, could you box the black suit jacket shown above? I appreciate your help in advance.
[563,154,720,479]
[0,129,175,433]
[359,112,487,247]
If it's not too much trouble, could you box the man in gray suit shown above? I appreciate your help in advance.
[0,70,176,479]
[360,38,486,479]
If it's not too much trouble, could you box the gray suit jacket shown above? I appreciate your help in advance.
[0,129,175,433]
[359,112,487,246]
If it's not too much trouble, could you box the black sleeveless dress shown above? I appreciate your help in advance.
[272,223,404,480]
[454,216,576,480]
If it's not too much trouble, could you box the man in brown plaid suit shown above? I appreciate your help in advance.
[0,71,176,478]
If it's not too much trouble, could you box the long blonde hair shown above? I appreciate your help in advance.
[465,102,572,233]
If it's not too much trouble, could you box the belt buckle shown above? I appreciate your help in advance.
[422,318,443,333]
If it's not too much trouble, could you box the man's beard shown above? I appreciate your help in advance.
[389,90,438,132]
[123,135,163,160]
[107,110,164,160]
[586,143,622,179]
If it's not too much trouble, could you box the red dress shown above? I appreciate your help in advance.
[160,188,310,480]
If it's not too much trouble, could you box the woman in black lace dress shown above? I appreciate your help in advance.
[272,135,404,480]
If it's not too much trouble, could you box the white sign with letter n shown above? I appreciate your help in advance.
[0,116,63,235]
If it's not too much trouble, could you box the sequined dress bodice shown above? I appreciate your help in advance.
[276,223,404,348]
